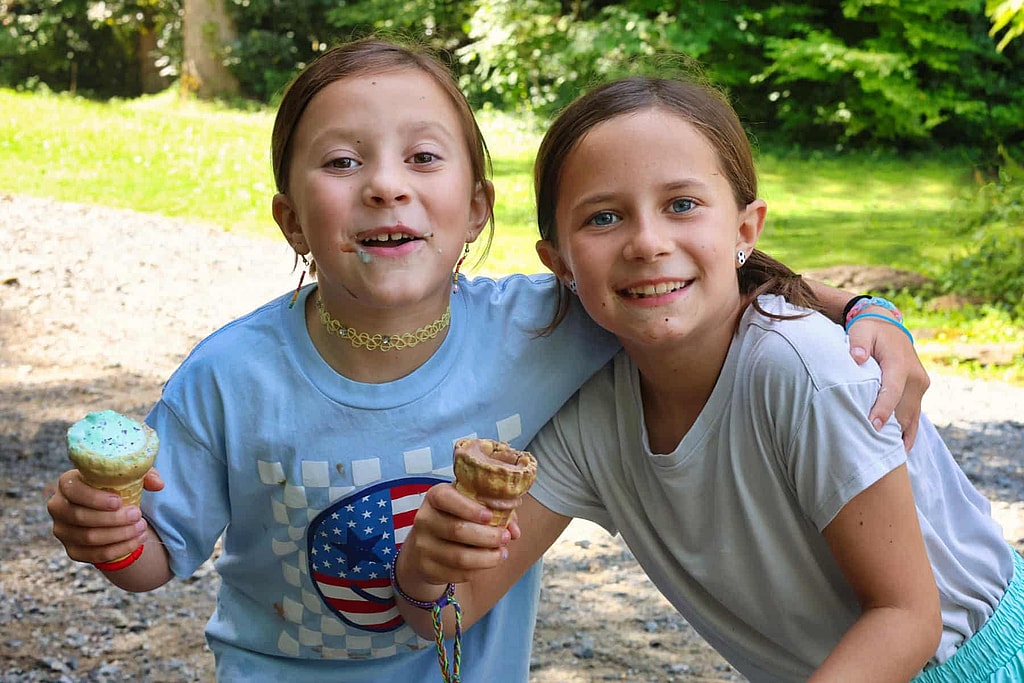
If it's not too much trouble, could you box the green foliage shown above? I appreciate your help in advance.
[988,0,1024,50]
[935,163,1024,318]
[453,0,1024,159]
[0,0,181,97]
[225,0,476,102]
[223,0,340,102]
[745,1,1023,156]
[457,1,745,114]
[1,0,1022,158]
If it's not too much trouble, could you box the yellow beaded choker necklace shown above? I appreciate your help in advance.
[315,294,451,352]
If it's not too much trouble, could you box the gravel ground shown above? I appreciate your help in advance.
[1,193,1022,682]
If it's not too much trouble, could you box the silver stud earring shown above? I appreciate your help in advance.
[567,279,578,294]
[736,250,747,266]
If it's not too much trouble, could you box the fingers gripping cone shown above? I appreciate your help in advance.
[67,410,159,565]
[452,438,537,528]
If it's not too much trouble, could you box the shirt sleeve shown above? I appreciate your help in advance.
[142,398,230,578]
[527,372,619,535]
[742,313,910,532]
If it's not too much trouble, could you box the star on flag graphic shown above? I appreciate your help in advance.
[307,476,444,632]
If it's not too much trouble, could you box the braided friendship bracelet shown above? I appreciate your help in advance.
[391,549,463,683]
[94,543,144,572]
[845,296,903,325]
[846,313,914,345]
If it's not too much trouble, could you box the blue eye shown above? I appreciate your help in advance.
[670,198,695,214]
[590,211,618,227]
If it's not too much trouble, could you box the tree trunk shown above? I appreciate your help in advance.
[182,0,239,98]
[137,28,169,94]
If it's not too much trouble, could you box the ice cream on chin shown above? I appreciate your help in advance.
[452,438,537,528]
[67,410,159,507]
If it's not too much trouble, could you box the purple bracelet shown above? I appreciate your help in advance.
[391,546,463,683]
[390,556,456,610]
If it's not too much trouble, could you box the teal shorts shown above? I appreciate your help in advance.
[913,548,1024,683]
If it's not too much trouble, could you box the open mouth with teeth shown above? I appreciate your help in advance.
[360,232,419,248]
[620,280,691,299]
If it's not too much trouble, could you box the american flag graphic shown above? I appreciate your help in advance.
[307,476,443,632]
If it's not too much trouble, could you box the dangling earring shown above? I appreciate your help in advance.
[451,243,470,293]
[566,279,578,294]
[289,254,310,309]
[736,250,747,266]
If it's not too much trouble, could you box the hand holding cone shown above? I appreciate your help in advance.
[67,410,159,569]
[452,438,537,528]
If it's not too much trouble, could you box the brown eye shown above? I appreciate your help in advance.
[410,152,437,164]
[328,157,358,170]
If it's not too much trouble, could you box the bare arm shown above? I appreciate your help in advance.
[47,468,175,592]
[395,485,570,639]
[805,279,857,326]
[811,465,941,681]
[806,280,930,449]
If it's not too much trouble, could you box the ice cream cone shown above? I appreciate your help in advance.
[67,410,159,507]
[452,438,537,528]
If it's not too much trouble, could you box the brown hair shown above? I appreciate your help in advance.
[271,36,494,252]
[535,75,819,331]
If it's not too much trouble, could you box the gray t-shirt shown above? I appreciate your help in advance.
[530,294,1011,682]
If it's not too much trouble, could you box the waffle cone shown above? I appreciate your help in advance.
[67,412,159,507]
[452,438,537,528]
[79,475,147,507]
[451,483,521,528]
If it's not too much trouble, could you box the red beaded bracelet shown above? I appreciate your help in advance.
[94,543,145,572]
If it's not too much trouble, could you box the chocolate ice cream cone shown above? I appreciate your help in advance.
[452,438,537,528]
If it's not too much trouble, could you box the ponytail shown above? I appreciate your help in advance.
[739,249,823,320]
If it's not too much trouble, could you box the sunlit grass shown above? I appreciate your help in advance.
[0,88,970,276]
[1,89,276,234]
[757,155,968,273]
[2,89,1020,383]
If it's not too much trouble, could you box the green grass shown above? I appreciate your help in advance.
[2,88,1020,383]
[0,89,277,235]
[757,154,969,273]
[0,88,970,276]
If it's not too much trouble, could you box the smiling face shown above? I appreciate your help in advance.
[539,108,764,351]
[273,68,491,314]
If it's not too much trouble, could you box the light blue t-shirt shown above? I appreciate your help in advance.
[142,276,618,682]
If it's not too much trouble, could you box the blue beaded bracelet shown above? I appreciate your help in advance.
[845,312,914,344]
[845,296,903,324]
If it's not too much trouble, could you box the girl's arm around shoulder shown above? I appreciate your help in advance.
[395,485,570,639]
[812,464,941,682]
[803,281,929,449]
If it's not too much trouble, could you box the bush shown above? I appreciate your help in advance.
[937,163,1024,319]
[226,0,474,102]
[0,0,181,98]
